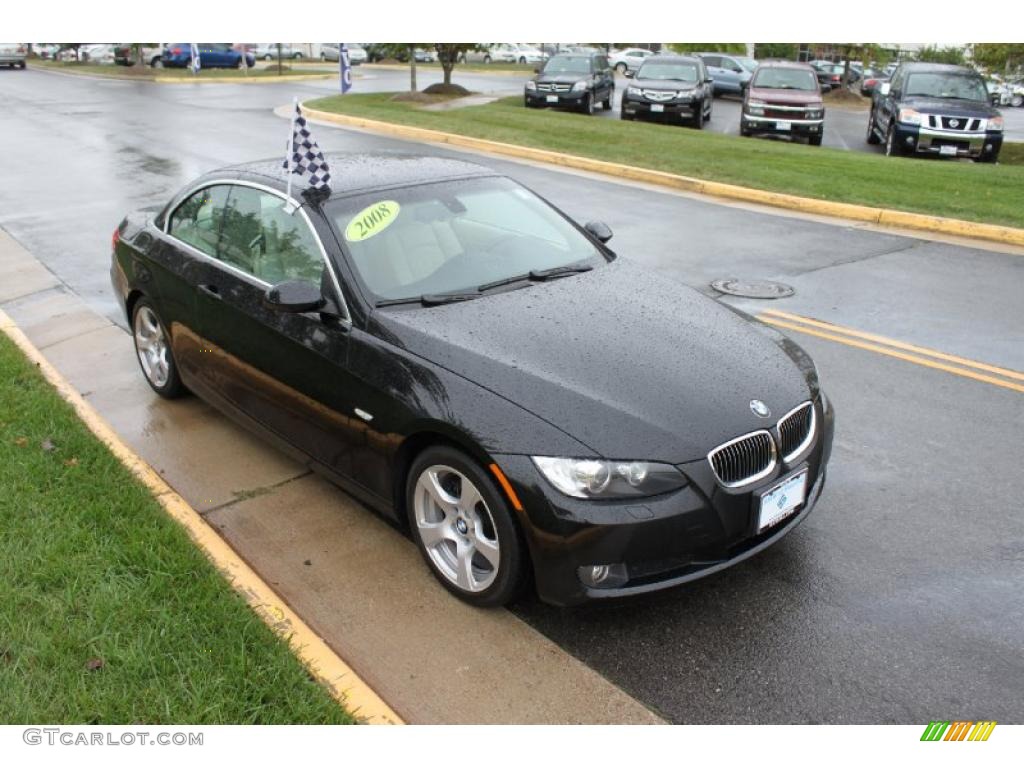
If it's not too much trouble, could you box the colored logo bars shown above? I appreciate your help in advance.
[920,721,997,742]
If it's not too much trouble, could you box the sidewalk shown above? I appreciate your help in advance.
[0,228,663,725]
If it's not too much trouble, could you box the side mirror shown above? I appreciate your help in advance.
[264,280,326,313]
[879,82,891,96]
[585,221,613,244]
[706,77,714,84]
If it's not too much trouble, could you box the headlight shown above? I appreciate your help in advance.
[525,80,536,91]
[572,80,589,92]
[898,108,923,125]
[747,98,765,116]
[626,86,641,97]
[988,115,1004,131]
[532,457,687,499]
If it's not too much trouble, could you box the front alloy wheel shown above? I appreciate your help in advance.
[407,447,524,606]
[866,111,881,145]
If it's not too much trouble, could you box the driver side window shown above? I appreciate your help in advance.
[168,184,231,258]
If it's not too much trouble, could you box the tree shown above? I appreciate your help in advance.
[380,43,485,90]
[666,43,747,55]
[971,43,1024,74]
[914,45,967,66]
[433,44,483,86]
[129,43,159,68]
[754,43,798,60]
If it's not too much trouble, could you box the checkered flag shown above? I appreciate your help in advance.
[283,102,331,194]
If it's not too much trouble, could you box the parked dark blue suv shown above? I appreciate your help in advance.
[163,43,255,69]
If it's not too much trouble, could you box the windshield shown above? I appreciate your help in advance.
[637,62,699,82]
[543,55,591,75]
[905,72,988,102]
[752,67,818,91]
[329,177,603,302]
[736,57,758,73]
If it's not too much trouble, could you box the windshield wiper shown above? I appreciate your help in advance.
[478,264,593,292]
[376,291,481,308]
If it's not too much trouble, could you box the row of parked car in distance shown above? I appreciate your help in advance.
[524,54,1008,162]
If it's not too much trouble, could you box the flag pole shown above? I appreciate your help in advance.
[284,97,299,212]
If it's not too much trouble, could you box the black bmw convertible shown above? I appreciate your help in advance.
[111,153,833,607]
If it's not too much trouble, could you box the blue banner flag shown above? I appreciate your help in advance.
[340,43,352,94]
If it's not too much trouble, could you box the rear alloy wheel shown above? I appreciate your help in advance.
[132,300,186,399]
[483,55,491,64]
[407,447,525,607]
[616,62,627,75]
[866,111,881,144]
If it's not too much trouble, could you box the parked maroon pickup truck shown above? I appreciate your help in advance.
[741,61,826,146]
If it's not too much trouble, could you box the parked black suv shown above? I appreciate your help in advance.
[620,55,713,128]
[867,62,1004,163]
[525,53,614,115]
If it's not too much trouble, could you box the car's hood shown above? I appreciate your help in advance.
[373,260,817,464]
[631,78,701,92]
[901,96,998,118]
[747,87,821,105]
[535,73,589,85]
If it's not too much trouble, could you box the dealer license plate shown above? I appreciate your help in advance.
[650,104,664,113]
[546,95,559,103]
[939,145,958,156]
[758,471,807,532]
[776,121,792,131]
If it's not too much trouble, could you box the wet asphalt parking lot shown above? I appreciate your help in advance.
[1,66,1022,724]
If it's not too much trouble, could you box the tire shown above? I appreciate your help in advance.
[975,152,999,164]
[692,104,705,129]
[809,135,823,146]
[519,56,526,64]
[740,120,751,137]
[320,53,327,61]
[264,54,273,61]
[615,62,627,75]
[132,300,186,399]
[19,60,27,69]
[866,111,881,144]
[150,56,162,68]
[293,52,303,60]
[1012,94,1023,108]
[483,55,491,64]
[580,93,594,115]
[885,123,902,157]
[602,91,612,110]
[406,446,526,607]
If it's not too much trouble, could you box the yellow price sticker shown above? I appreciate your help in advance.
[344,200,401,242]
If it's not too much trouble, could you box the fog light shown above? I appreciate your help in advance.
[577,563,629,589]
[905,136,914,145]
[985,143,993,152]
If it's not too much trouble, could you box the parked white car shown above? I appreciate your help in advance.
[0,42,27,69]
[507,43,547,64]
[462,44,518,64]
[255,44,304,60]
[610,47,655,74]
[320,44,367,64]
[81,44,116,64]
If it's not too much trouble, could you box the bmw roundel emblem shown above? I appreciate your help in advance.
[750,399,771,418]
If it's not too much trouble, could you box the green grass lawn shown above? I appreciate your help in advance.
[307,93,1024,230]
[0,333,353,724]
[30,60,328,79]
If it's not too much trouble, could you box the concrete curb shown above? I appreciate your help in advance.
[300,104,1024,249]
[0,308,404,726]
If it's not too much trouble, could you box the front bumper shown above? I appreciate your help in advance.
[893,123,1003,159]
[495,395,835,606]
[742,114,824,137]
[622,97,700,120]
[525,90,590,108]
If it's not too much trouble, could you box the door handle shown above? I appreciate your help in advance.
[198,283,222,300]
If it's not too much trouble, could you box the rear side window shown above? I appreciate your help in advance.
[168,185,231,257]
[218,186,325,285]
[701,55,722,68]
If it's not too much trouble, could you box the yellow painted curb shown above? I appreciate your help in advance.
[0,308,404,726]
[301,104,1024,249]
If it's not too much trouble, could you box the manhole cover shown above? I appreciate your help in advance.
[710,278,795,299]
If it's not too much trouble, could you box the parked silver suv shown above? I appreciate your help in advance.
[0,43,27,69]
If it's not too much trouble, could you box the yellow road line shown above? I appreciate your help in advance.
[0,308,404,725]
[757,315,1024,394]
[761,309,1024,382]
